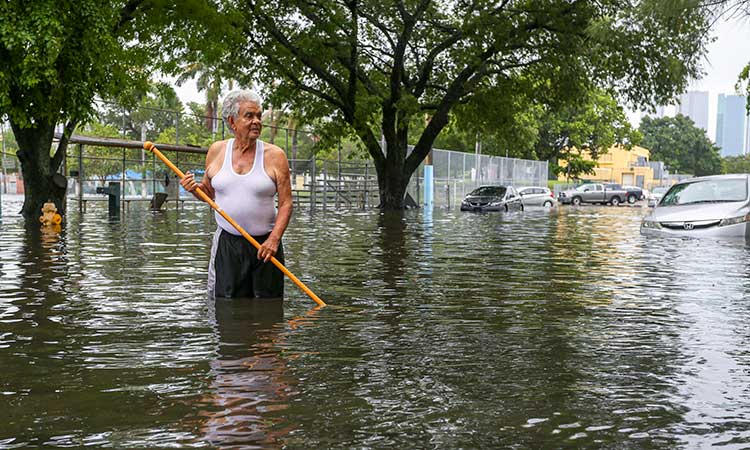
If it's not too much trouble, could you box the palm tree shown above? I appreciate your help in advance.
[177,63,231,134]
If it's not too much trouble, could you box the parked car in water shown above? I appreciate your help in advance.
[518,186,557,207]
[648,186,669,207]
[641,174,750,238]
[558,183,634,206]
[460,185,524,212]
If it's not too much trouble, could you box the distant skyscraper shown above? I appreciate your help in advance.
[678,91,709,132]
[716,94,747,157]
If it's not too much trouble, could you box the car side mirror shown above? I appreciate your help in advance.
[583,188,590,192]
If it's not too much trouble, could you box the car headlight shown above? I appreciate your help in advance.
[488,201,503,206]
[641,219,662,229]
[718,213,750,227]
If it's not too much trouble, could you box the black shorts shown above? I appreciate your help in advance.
[208,228,284,299]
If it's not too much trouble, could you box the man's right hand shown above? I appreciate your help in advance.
[180,171,199,192]
[180,171,215,201]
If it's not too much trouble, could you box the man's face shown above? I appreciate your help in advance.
[231,101,262,139]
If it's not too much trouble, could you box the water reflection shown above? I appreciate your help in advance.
[5,197,750,448]
[196,300,324,448]
[375,211,410,297]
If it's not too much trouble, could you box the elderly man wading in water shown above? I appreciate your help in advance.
[180,90,293,299]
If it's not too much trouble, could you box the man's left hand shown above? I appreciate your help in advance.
[258,236,280,262]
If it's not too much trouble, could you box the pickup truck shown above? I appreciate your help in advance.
[558,183,638,206]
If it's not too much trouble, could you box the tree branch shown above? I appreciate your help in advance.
[114,0,146,33]
[51,119,77,173]
[250,9,350,107]
[247,35,346,111]
[405,46,499,174]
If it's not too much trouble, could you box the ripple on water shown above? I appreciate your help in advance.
[2,199,750,447]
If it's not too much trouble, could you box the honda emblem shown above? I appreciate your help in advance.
[683,222,694,230]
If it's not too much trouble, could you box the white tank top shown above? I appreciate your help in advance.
[211,138,277,236]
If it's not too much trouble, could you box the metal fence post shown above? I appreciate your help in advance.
[152,152,156,198]
[121,146,126,213]
[310,157,316,214]
[363,163,368,209]
[323,165,328,211]
[337,140,342,210]
[175,111,180,145]
[175,150,180,210]
[78,144,83,211]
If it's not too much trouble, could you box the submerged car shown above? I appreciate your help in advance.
[460,185,524,212]
[641,174,750,238]
[518,186,557,207]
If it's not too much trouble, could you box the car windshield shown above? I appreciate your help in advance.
[469,186,507,197]
[576,184,594,191]
[660,178,748,206]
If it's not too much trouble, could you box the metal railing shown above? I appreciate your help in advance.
[3,143,549,213]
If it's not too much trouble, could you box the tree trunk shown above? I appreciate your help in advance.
[377,170,409,209]
[206,100,217,132]
[372,136,410,210]
[11,120,68,221]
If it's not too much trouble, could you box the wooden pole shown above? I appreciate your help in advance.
[143,141,326,307]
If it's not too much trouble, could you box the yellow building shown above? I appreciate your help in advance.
[559,145,655,188]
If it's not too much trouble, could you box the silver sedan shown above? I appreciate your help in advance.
[641,174,750,238]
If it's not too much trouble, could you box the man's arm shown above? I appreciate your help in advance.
[258,146,293,262]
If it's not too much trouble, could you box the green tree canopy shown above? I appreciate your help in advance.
[0,0,216,219]
[531,89,641,178]
[722,154,750,174]
[639,114,722,176]
[212,0,712,208]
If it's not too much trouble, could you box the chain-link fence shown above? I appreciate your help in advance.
[1,100,548,212]
[406,148,549,208]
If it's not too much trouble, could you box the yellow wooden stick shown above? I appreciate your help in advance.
[144,141,326,307]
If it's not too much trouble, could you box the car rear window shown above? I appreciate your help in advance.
[660,178,748,206]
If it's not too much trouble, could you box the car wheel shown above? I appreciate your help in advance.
[572,197,582,206]
[543,200,552,207]
[627,194,637,204]
[611,197,620,206]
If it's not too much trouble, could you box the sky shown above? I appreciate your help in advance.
[172,13,750,143]
[630,13,750,141]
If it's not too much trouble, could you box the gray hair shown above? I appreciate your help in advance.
[221,89,264,133]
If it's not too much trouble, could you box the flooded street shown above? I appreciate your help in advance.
[2,195,750,448]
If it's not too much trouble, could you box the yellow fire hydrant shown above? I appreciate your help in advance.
[39,201,63,229]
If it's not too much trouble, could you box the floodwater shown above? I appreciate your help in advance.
[2,195,750,448]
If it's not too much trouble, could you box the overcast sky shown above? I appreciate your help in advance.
[630,14,750,141]
[173,13,750,142]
